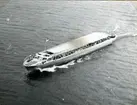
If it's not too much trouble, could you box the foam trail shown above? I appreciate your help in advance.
[36,60,75,72]
[56,65,68,69]
[113,24,120,32]
[117,33,137,40]
[77,58,83,63]
[56,60,75,69]
[84,56,91,61]
[132,33,137,37]
[111,23,137,40]
[36,65,56,72]
[67,60,75,66]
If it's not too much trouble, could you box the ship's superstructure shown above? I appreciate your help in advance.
[23,32,116,71]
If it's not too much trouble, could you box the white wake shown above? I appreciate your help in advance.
[117,32,137,40]
[35,55,92,72]
[36,60,76,72]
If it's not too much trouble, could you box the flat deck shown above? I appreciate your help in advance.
[47,32,110,54]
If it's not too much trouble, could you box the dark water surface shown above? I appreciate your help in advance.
[0,1,137,105]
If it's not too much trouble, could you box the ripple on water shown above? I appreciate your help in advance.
[0,1,137,105]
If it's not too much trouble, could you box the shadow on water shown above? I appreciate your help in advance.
[26,70,53,80]
[22,70,54,87]
[24,68,67,86]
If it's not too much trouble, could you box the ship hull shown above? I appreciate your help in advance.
[34,38,115,70]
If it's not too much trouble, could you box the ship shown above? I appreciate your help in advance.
[23,32,117,71]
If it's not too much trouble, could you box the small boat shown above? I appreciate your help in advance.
[23,32,117,71]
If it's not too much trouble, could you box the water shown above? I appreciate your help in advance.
[0,1,137,105]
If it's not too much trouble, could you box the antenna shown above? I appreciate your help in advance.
[44,38,49,50]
